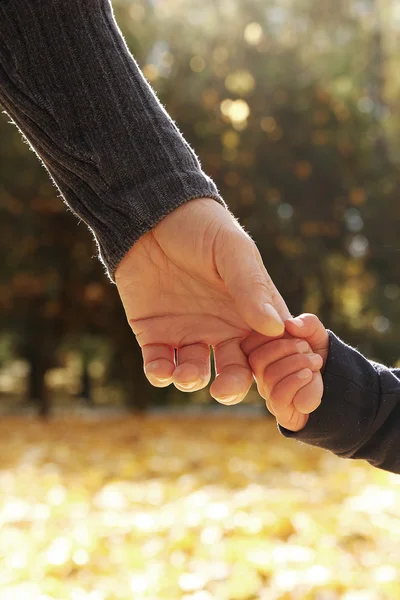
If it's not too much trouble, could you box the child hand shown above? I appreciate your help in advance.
[241,313,329,432]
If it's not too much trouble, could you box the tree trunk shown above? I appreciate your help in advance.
[125,363,151,414]
[79,359,93,406]
[27,351,50,418]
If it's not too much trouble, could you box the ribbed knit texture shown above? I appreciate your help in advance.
[0,0,226,279]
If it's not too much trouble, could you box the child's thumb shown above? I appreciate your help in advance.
[285,313,328,355]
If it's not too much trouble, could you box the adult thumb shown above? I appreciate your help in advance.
[215,227,291,337]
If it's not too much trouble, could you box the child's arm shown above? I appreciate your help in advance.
[279,325,400,474]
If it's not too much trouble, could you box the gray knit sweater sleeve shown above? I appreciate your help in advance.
[0,0,225,279]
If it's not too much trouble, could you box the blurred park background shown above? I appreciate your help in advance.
[1,0,400,416]
[1,1,400,599]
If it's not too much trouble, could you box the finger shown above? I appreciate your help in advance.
[173,343,211,392]
[215,228,291,337]
[240,329,288,357]
[277,410,310,433]
[268,368,313,427]
[261,353,323,399]
[210,337,254,405]
[246,337,312,380]
[270,368,313,409]
[285,313,328,351]
[277,412,309,433]
[292,371,323,415]
[142,343,175,387]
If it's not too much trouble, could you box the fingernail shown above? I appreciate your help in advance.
[158,376,171,383]
[262,303,284,324]
[217,395,238,404]
[298,369,312,379]
[296,340,309,353]
[178,381,198,390]
[310,354,323,366]
[290,317,305,328]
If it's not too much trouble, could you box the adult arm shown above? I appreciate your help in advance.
[0,0,224,279]
[0,0,291,400]
[279,331,400,474]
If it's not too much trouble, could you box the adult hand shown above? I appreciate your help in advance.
[115,198,291,404]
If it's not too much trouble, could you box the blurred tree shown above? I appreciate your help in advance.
[0,114,167,414]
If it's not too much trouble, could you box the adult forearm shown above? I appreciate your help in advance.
[0,0,224,278]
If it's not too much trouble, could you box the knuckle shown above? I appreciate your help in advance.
[289,338,305,352]
[269,388,279,405]
[238,273,269,296]
[256,380,266,399]
[241,337,259,357]
[251,338,281,363]
[261,388,275,415]
[248,347,268,374]
[269,385,288,411]
[281,338,303,356]
[262,368,275,393]
[287,354,309,372]
[302,312,322,328]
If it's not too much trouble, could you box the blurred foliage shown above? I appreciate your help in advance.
[0,0,400,413]
[0,415,400,599]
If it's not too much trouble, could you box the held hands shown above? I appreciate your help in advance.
[115,198,291,405]
[241,314,329,432]
[115,196,328,422]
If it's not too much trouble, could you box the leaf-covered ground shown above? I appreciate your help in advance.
[0,415,399,600]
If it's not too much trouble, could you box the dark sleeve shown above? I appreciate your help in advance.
[0,0,225,279]
[278,330,400,474]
